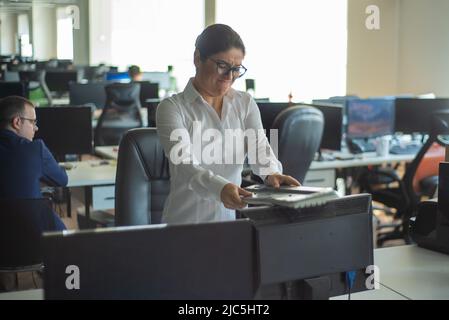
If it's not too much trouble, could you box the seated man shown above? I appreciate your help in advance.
[128,65,143,82]
[0,95,68,231]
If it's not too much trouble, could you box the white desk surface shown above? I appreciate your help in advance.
[0,289,43,300]
[94,146,415,171]
[374,245,449,300]
[309,152,415,170]
[95,146,119,160]
[63,160,117,187]
[332,284,408,300]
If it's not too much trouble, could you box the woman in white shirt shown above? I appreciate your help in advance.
[156,24,299,224]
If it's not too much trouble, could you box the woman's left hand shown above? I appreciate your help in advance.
[265,173,301,188]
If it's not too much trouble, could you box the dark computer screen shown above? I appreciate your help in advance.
[137,81,159,106]
[42,220,255,299]
[346,99,395,139]
[0,81,28,99]
[395,98,449,134]
[311,104,343,151]
[240,194,374,299]
[45,71,79,93]
[69,82,106,109]
[256,102,290,131]
[34,106,92,156]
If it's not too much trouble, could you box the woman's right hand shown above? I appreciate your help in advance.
[220,183,253,210]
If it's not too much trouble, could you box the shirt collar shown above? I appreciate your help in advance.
[0,128,19,138]
[184,78,236,104]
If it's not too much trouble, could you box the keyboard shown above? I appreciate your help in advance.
[347,139,376,154]
[389,144,421,155]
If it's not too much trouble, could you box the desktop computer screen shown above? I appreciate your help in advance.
[141,72,171,91]
[239,193,374,299]
[0,81,28,99]
[45,71,79,93]
[346,99,395,139]
[35,106,92,157]
[42,220,255,299]
[69,82,106,109]
[311,104,343,151]
[395,98,449,134]
[256,102,290,132]
[105,72,130,83]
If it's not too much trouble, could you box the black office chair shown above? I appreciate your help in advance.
[94,83,143,146]
[0,198,56,291]
[272,105,324,183]
[115,128,170,226]
[359,110,449,246]
[18,70,53,106]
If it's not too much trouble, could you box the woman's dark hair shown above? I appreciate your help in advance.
[195,24,245,61]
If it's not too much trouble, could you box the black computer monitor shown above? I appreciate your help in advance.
[0,81,29,99]
[239,193,374,299]
[69,82,106,109]
[34,106,92,157]
[42,220,255,299]
[311,104,343,151]
[45,71,79,93]
[137,81,159,104]
[256,102,290,131]
[346,99,395,139]
[395,98,449,134]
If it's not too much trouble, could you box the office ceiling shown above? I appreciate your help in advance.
[0,0,78,13]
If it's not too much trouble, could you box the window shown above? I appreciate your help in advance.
[102,0,204,89]
[56,7,74,60]
[216,0,347,102]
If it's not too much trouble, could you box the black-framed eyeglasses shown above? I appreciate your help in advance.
[20,117,38,127]
[208,58,247,79]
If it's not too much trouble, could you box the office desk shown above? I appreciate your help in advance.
[309,152,415,170]
[93,146,415,188]
[63,160,117,223]
[95,146,119,160]
[374,245,449,300]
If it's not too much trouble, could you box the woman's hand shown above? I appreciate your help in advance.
[220,183,253,210]
[265,173,301,188]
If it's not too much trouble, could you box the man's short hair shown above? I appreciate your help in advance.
[0,96,35,129]
[128,65,141,79]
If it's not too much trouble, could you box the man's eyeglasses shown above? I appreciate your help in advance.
[20,117,38,127]
[209,58,247,79]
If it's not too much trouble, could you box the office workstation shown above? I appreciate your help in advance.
[2,0,449,302]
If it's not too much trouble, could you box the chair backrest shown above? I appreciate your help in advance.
[403,110,449,207]
[272,105,324,183]
[115,128,170,226]
[18,70,53,106]
[94,82,143,146]
[0,198,55,270]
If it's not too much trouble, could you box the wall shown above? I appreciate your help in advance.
[88,0,112,65]
[347,0,400,97]
[32,5,57,60]
[73,0,90,65]
[0,13,18,55]
[397,0,449,97]
[347,0,449,97]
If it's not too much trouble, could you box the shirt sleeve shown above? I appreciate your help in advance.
[39,140,69,187]
[156,98,229,201]
[244,97,283,180]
